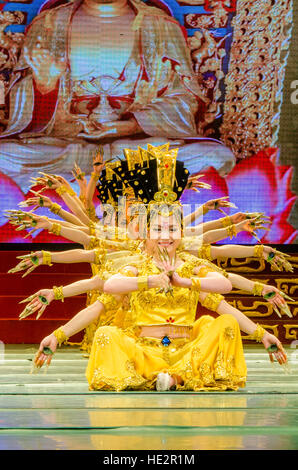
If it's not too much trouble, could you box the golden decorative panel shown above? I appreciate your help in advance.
[275,279,298,296]
[284,325,298,340]
[220,0,293,159]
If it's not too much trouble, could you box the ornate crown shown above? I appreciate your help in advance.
[96,143,190,208]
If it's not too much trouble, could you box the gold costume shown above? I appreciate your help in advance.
[81,240,145,352]
[86,254,247,391]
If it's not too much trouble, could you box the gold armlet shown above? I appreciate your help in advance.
[253,244,264,259]
[120,267,136,277]
[221,216,232,228]
[91,172,99,181]
[42,250,53,266]
[79,194,87,205]
[53,327,69,346]
[191,278,201,292]
[251,323,266,343]
[49,203,61,215]
[226,224,237,240]
[252,282,265,297]
[56,186,76,197]
[94,247,106,265]
[202,205,209,215]
[137,276,148,291]
[201,293,224,312]
[87,206,97,222]
[50,223,62,236]
[53,286,64,302]
[87,235,100,250]
[97,293,119,312]
[89,222,96,236]
[198,244,212,261]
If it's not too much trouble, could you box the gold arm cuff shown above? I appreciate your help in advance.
[97,293,119,312]
[50,223,62,236]
[226,224,237,240]
[137,276,148,291]
[42,250,52,266]
[49,203,61,215]
[202,204,209,215]
[191,277,201,292]
[89,222,96,236]
[91,172,99,181]
[253,244,264,259]
[253,282,265,297]
[53,286,64,302]
[120,267,136,277]
[87,205,97,222]
[198,244,212,260]
[221,216,232,228]
[201,293,224,312]
[94,247,106,265]
[251,323,266,343]
[56,185,76,197]
[87,235,100,250]
[53,327,69,346]
[79,194,87,206]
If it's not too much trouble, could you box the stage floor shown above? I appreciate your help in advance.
[0,344,298,450]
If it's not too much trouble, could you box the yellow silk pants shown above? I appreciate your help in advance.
[86,314,247,391]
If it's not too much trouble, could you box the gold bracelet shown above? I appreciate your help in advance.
[53,286,64,302]
[50,223,62,236]
[221,216,232,228]
[87,235,100,250]
[202,204,209,215]
[56,185,76,197]
[53,327,69,346]
[191,278,201,292]
[137,276,148,291]
[91,172,99,181]
[49,203,61,215]
[87,205,97,222]
[253,244,264,259]
[42,250,52,266]
[252,281,265,296]
[226,224,237,240]
[198,244,212,261]
[94,247,106,265]
[79,194,87,205]
[251,323,266,343]
[201,293,224,312]
[89,222,96,236]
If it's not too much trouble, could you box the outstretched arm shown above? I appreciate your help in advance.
[19,275,104,320]
[20,193,88,227]
[205,295,287,364]
[33,300,105,368]
[8,249,98,277]
[184,197,237,228]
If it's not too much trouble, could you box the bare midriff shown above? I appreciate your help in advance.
[138,325,192,339]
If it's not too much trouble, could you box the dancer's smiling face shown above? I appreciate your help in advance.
[145,213,182,258]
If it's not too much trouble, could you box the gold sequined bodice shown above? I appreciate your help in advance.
[129,252,206,327]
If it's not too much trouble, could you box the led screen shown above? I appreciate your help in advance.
[0,0,297,244]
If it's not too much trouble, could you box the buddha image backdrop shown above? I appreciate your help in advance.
[0,0,297,243]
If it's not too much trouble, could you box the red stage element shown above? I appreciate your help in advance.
[0,251,92,343]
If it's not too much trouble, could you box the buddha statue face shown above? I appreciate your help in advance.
[145,211,183,259]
